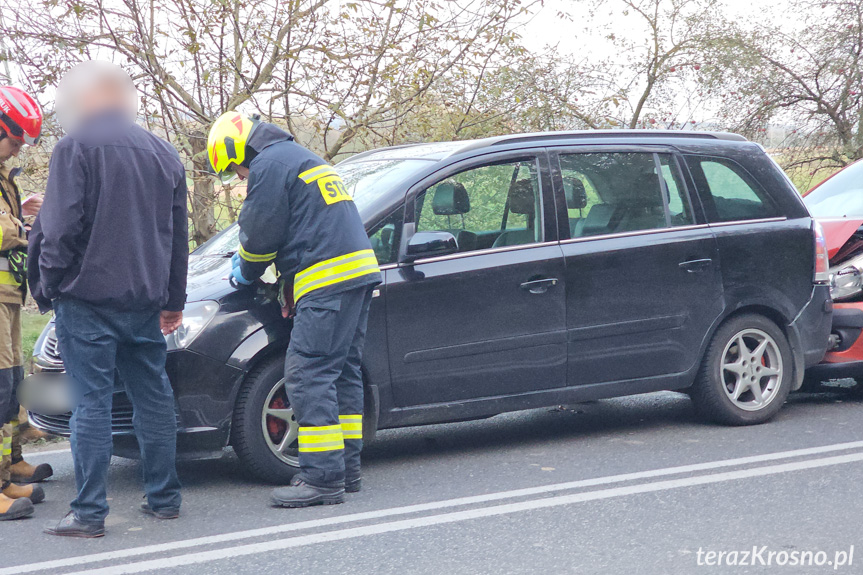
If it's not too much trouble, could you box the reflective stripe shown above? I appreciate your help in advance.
[0,271,19,286]
[293,249,379,301]
[298,425,344,453]
[299,424,342,434]
[298,164,338,184]
[1,435,10,457]
[340,414,362,439]
[239,245,277,263]
[0,257,8,271]
[299,442,345,453]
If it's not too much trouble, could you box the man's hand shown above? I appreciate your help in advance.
[160,310,183,335]
[21,195,43,218]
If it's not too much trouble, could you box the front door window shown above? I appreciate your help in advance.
[415,159,543,253]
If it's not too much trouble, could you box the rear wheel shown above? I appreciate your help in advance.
[231,356,300,484]
[690,314,793,425]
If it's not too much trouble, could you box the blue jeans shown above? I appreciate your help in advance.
[54,298,181,525]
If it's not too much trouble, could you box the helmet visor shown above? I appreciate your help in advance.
[218,166,238,184]
[0,111,40,145]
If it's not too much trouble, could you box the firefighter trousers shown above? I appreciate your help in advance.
[0,302,23,487]
[284,285,374,488]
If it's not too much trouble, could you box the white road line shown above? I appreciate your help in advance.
[64,451,863,575]
[23,446,71,458]
[5,439,863,575]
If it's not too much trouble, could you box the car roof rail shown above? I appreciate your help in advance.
[338,143,427,163]
[455,130,749,154]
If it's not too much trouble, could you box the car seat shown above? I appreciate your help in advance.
[432,181,477,252]
[493,179,537,247]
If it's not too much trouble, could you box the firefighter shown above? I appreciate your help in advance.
[0,86,51,521]
[207,112,381,507]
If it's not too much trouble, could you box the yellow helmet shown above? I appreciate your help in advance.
[207,111,257,182]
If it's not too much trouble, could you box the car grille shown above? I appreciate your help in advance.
[30,332,180,436]
[29,393,138,435]
[43,330,63,363]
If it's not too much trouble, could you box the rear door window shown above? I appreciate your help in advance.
[685,156,779,223]
[559,151,694,238]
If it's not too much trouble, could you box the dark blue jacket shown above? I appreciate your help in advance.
[29,112,188,312]
[237,123,380,302]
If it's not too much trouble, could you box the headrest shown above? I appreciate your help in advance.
[564,178,587,210]
[508,179,535,215]
[432,181,470,215]
[627,164,663,206]
[581,203,616,236]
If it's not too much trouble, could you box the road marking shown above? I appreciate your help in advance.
[63,451,863,575]
[23,446,71,457]
[6,439,863,575]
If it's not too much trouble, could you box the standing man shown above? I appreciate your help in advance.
[30,61,188,537]
[0,86,51,521]
[207,112,380,508]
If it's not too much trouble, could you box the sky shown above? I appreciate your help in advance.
[520,0,798,59]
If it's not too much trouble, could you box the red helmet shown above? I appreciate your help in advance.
[0,86,42,145]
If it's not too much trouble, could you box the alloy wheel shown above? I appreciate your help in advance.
[720,328,783,412]
[261,378,299,466]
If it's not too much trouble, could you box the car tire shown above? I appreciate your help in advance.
[231,355,299,484]
[690,313,793,426]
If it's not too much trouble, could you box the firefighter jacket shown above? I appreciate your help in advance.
[0,166,27,305]
[237,123,381,302]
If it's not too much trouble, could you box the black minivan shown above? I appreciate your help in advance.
[28,130,833,482]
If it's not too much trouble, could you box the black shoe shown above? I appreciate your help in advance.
[345,476,362,493]
[44,511,105,538]
[271,476,345,508]
[140,502,180,519]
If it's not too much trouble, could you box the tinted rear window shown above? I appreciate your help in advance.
[685,155,779,223]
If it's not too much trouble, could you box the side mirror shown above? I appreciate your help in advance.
[404,231,458,262]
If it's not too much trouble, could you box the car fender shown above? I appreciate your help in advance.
[700,286,815,391]
[226,327,382,440]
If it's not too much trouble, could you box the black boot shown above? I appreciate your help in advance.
[271,476,345,508]
[345,475,362,493]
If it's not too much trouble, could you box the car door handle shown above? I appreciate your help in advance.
[520,278,559,294]
[679,258,713,273]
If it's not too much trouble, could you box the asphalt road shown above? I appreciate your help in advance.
[4,389,863,575]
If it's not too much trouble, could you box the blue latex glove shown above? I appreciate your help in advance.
[231,252,240,267]
[230,261,254,286]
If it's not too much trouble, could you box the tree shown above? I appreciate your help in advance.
[601,0,741,129]
[716,0,863,182]
[0,0,535,243]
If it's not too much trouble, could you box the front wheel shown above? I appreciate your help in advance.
[690,314,793,426]
[231,356,300,484]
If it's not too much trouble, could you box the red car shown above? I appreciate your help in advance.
[803,159,863,387]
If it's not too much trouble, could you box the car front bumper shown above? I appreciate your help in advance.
[28,337,244,460]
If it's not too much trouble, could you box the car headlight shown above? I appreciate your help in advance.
[165,300,220,351]
[830,253,863,301]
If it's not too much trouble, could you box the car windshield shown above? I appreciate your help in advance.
[192,157,430,256]
[804,161,863,217]
[338,158,430,207]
